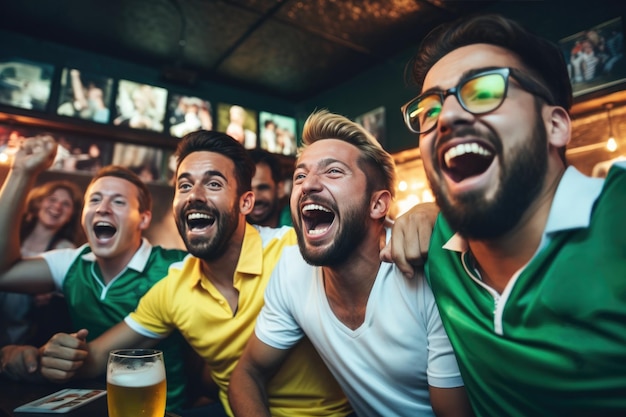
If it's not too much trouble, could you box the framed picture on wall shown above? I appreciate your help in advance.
[114,80,168,133]
[559,17,626,97]
[167,94,213,138]
[258,111,297,156]
[0,122,112,174]
[56,68,113,124]
[216,103,257,149]
[111,142,166,183]
[355,106,386,148]
[0,57,54,111]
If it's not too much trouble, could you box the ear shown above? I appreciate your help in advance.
[370,190,392,221]
[545,106,571,149]
[276,180,286,199]
[239,191,255,216]
[139,210,152,231]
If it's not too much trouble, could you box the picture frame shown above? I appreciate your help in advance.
[258,111,297,156]
[217,103,257,149]
[0,57,54,112]
[111,142,166,183]
[56,68,113,124]
[167,94,213,138]
[0,122,112,174]
[559,17,626,97]
[113,80,168,133]
[355,106,386,148]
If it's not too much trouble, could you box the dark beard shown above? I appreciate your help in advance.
[433,120,548,239]
[295,196,369,267]
[176,202,239,261]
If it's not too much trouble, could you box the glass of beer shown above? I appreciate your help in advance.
[107,349,166,417]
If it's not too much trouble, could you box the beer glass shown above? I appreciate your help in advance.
[107,349,166,417]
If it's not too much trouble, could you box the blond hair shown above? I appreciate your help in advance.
[301,110,396,198]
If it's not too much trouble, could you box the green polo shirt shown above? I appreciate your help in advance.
[42,240,189,412]
[425,165,626,417]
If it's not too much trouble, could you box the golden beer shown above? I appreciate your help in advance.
[107,349,166,417]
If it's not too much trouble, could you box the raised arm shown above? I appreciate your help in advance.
[380,202,439,278]
[228,333,292,417]
[40,322,156,383]
[0,135,58,293]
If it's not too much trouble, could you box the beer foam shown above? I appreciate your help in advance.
[108,362,166,387]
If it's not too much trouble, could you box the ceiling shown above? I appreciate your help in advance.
[1,0,496,101]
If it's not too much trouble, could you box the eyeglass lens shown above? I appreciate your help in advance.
[406,72,507,133]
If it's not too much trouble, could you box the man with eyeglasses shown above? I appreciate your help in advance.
[396,13,626,417]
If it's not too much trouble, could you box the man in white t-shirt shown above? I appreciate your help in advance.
[228,110,472,417]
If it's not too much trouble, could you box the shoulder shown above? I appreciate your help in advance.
[254,224,297,245]
[52,239,76,250]
[148,246,189,263]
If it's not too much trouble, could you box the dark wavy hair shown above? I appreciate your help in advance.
[406,13,572,163]
[20,180,85,249]
[174,130,255,196]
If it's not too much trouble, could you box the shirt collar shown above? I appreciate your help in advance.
[192,223,263,289]
[442,166,604,253]
[81,238,154,272]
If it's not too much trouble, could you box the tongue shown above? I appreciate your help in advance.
[446,153,493,182]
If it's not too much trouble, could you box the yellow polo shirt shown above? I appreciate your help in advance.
[127,224,351,417]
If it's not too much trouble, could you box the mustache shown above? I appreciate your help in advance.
[181,201,218,216]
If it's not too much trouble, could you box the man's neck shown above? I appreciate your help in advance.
[322,228,384,329]
[468,169,563,293]
[96,239,143,284]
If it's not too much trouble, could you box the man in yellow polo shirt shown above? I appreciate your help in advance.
[33,130,352,417]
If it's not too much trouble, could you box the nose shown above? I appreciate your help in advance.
[95,199,111,214]
[436,93,474,134]
[300,172,322,195]
[187,182,207,203]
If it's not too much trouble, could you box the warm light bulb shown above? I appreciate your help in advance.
[398,180,408,192]
[607,137,618,152]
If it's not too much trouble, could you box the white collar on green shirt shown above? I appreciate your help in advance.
[81,237,154,272]
[443,165,606,253]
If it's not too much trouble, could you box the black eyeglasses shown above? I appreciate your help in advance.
[400,67,554,135]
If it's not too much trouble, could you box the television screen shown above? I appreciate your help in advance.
[0,58,54,111]
[167,94,213,138]
[355,106,386,148]
[114,80,167,132]
[217,103,257,149]
[57,68,113,124]
[112,142,166,183]
[0,123,112,174]
[258,111,297,156]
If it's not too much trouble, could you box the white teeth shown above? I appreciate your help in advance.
[444,143,492,166]
[303,204,330,212]
[187,213,213,220]
[308,227,329,235]
[95,221,113,227]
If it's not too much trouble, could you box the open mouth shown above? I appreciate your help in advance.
[302,203,335,236]
[93,221,117,239]
[186,212,216,231]
[441,141,495,183]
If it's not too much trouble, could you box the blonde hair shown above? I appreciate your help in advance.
[300,110,396,198]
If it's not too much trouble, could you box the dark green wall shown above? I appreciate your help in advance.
[298,0,626,153]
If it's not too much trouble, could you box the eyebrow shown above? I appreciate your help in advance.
[295,157,348,171]
[177,169,228,183]
[421,66,504,95]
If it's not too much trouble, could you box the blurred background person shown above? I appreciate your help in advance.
[169,96,213,138]
[0,180,84,347]
[226,105,257,149]
[247,149,292,228]
[56,69,111,123]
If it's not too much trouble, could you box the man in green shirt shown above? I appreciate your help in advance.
[397,13,626,417]
[0,137,195,412]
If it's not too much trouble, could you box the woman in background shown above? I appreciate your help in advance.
[0,180,84,346]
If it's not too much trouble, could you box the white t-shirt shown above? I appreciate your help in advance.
[256,245,464,417]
